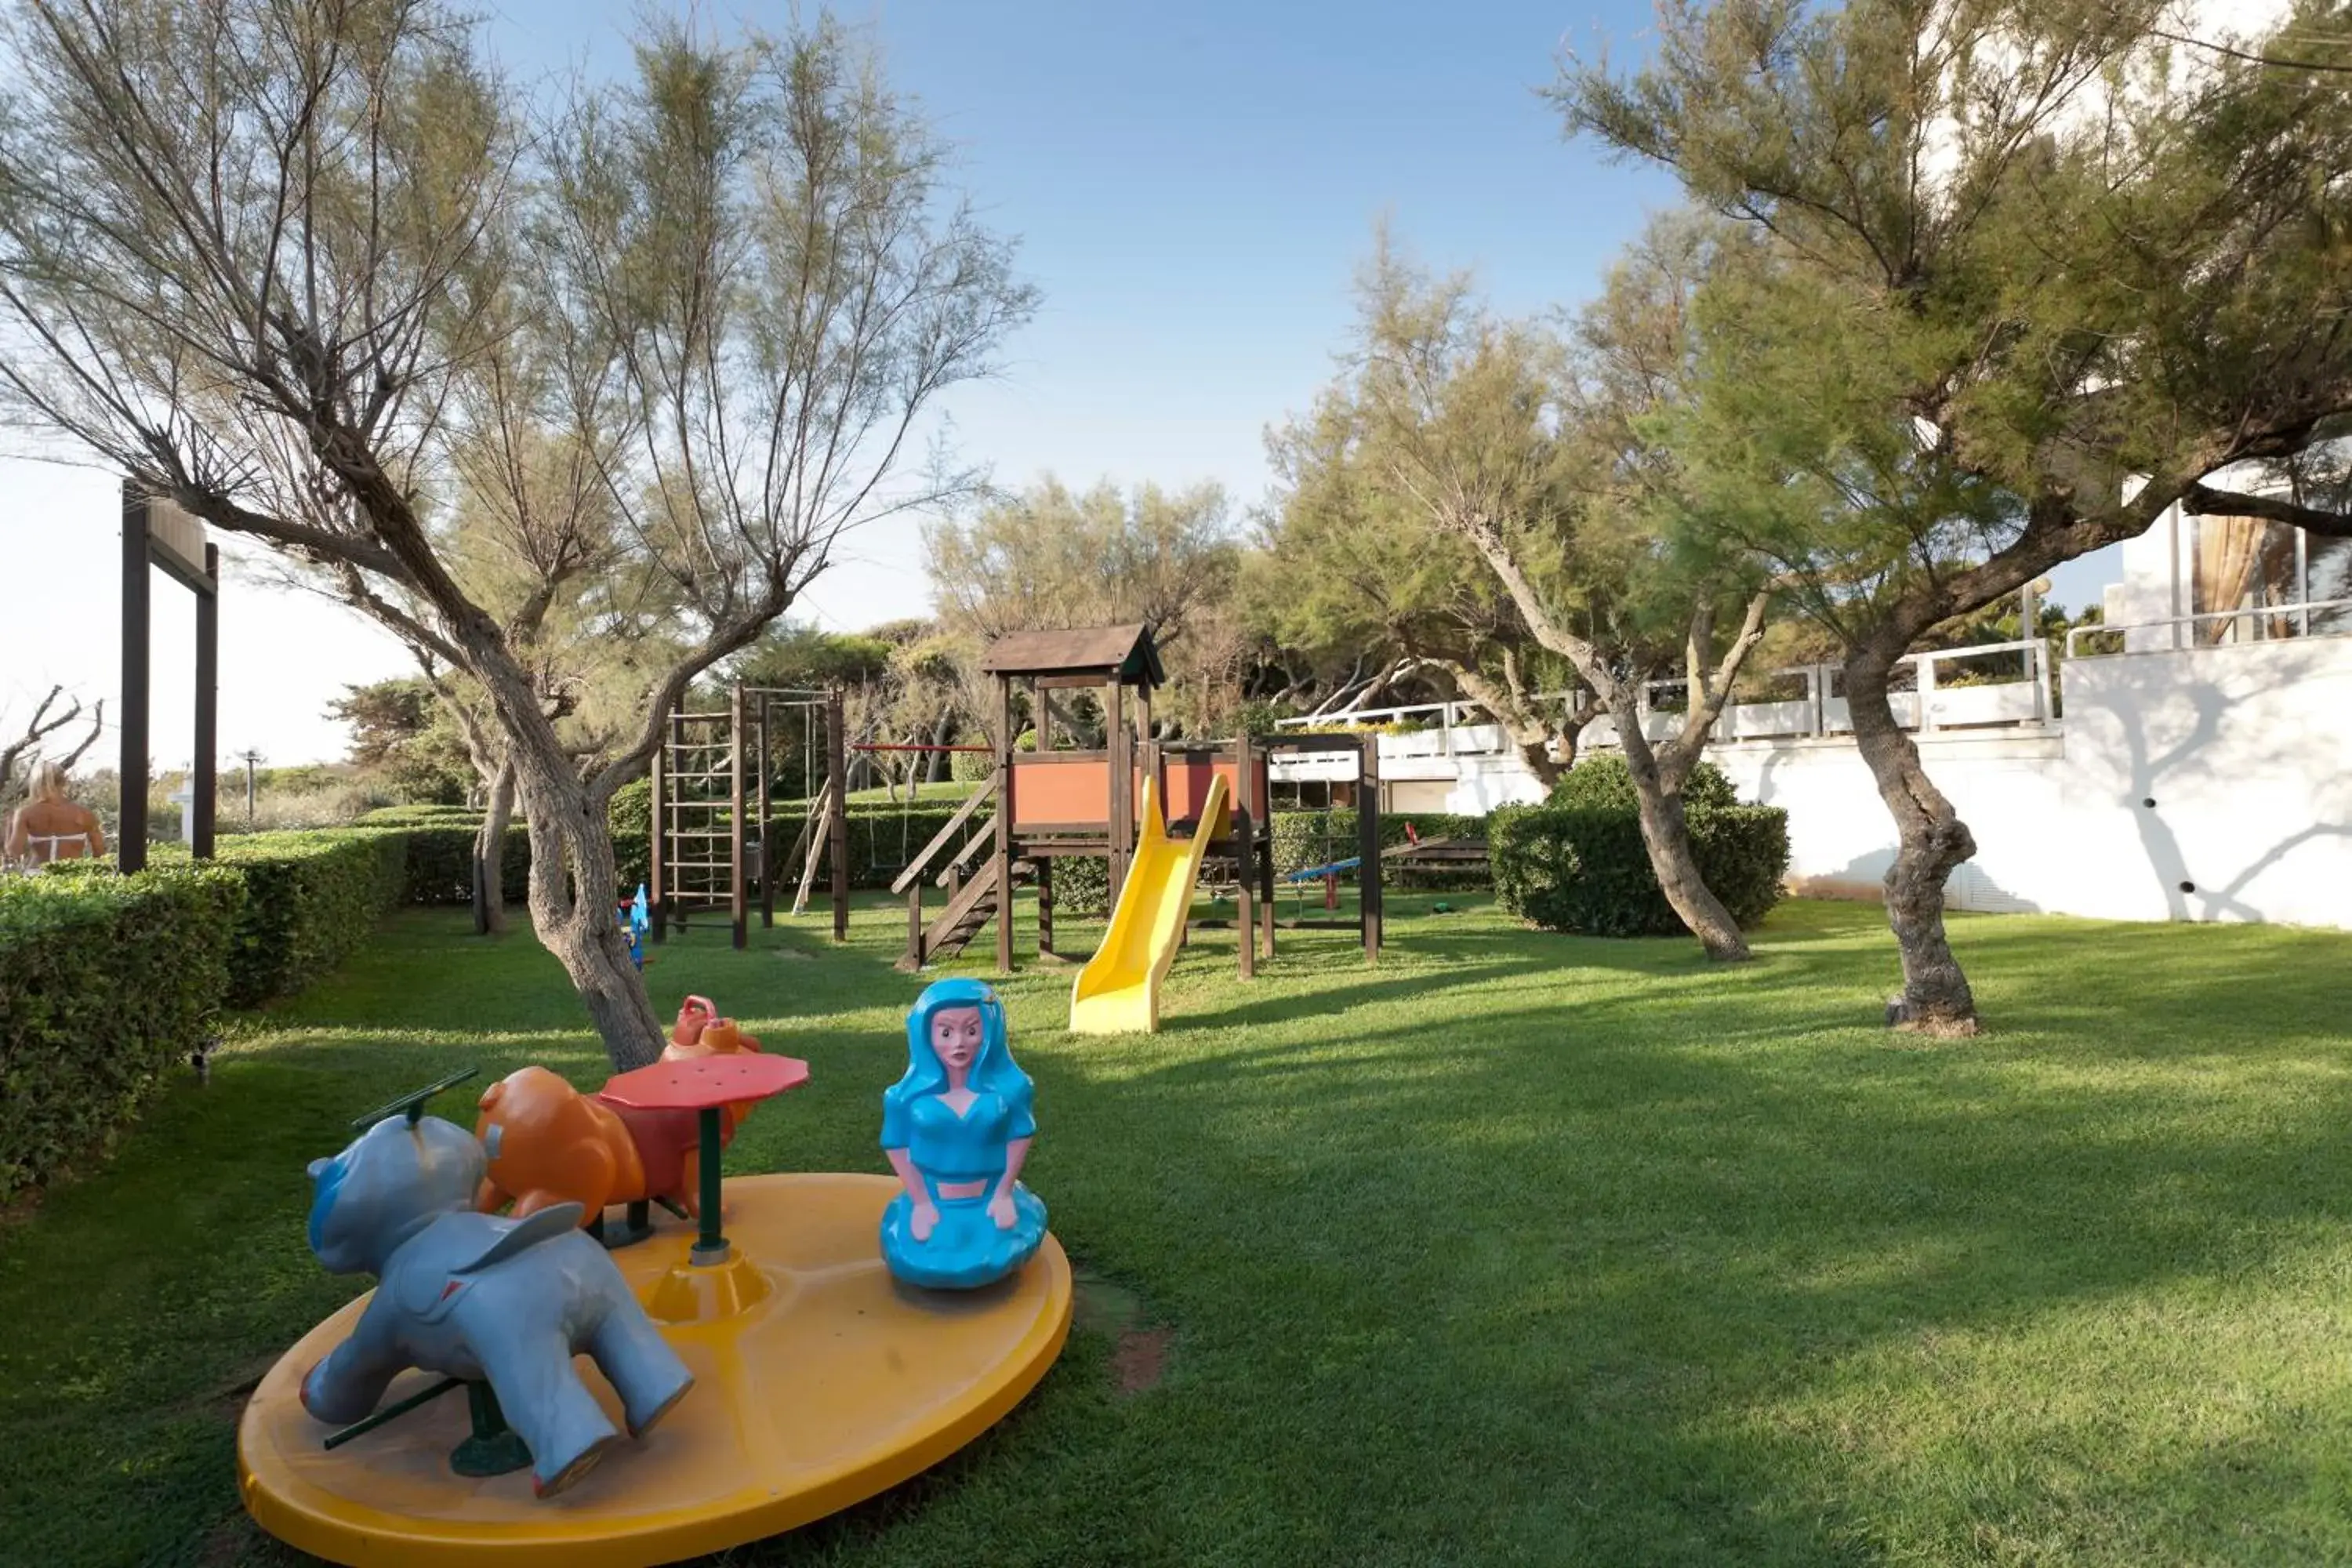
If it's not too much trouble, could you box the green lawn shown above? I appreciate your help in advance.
[7,895,2352,1566]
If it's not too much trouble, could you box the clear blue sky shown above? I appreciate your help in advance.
[0,0,2124,764]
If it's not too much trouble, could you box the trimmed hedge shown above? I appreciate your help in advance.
[1490,801,1790,937]
[0,866,245,1202]
[392,823,532,907]
[213,831,412,1004]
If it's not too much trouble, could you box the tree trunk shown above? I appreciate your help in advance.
[514,757,666,1071]
[928,713,953,783]
[472,757,517,935]
[1613,688,1751,962]
[1844,647,1980,1034]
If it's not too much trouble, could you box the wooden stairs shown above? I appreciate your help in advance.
[894,777,1021,972]
[897,861,1007,971]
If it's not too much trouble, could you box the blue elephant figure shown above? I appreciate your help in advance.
[300,1113,694,1497]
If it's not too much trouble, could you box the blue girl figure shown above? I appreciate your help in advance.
[880,978,1047,1290]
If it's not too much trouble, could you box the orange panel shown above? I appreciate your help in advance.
[1009,760,1112,829]
[1161,756,1267,836]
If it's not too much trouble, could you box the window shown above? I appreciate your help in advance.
[2190,515,2301,644]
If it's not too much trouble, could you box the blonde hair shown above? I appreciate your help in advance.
[29,760,69,801]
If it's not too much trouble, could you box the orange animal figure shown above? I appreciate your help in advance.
[474,1069,650,1222]
[474,997,768,1231]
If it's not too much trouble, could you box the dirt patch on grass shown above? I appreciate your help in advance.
[1111,1326,1171,1396]
[1075,1269,1171,1396]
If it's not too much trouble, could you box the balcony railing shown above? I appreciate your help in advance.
[1268,638,2057,781]
[2066,598,2352,657]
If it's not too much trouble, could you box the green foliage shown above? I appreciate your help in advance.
[394,824,532,907]
[731,622,897,691]
[1268,809,1490,878]
[927,476,1247,738]
[1548,753,1737,811]
[212,831,412,1005]
[1046,855,1110,916]
[355,804,483,825]
[608,778,652,887]
[1490,801,1788,937]
[0,866,244,1202]
[326,678,473,804]
[950,730,1036,784]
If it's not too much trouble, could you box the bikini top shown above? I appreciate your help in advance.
[24,831,94,864]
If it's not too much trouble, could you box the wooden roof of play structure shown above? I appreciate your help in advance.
[978,623,1166,687]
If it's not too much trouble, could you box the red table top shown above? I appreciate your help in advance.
[600,1054,811,1111]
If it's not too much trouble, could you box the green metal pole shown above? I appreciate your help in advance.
[321,1377,462,1450]
[692,1105,727,1264]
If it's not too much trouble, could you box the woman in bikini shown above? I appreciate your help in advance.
[5,760,107,869]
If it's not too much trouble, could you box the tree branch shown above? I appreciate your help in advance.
[2181,483,2352,538]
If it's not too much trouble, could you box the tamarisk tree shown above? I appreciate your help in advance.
[0,0,1033,1067]
[1563,0,2352,1029]
[1303,235,1777,960]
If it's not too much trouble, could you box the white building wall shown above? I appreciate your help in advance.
[1710,733,2068,914]
[2053,637,2352,924]
[1299,633,2352,931]
[1687,636,2352,927]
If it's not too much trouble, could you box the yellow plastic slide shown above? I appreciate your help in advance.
[1069,771,1230,1035]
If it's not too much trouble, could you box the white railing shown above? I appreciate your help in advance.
[1270,637,2057,784]
[1273,697,1557,760]
[1592,637,2056,744]
[2066,598,2352,657]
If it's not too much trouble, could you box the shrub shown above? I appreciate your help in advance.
[0,866,245,1201]
[213,830,410,1004]
[1490,801,1789,937]
[608,779,652,886]
[1044,855,1109,916]
[1548,753,1738,811]
[950,731,1033,785]
[395,823,532,907]
[355,803,481,826]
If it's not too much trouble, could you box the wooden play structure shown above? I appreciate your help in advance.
[895,625,1383,1011]
[648,684,848,949]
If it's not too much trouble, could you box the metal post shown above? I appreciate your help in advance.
[650,710,668,941]
[729,683,747,949]
[827,688,849,942]
[1918,655,1938,734]
[118,488,151,872]
[191,543,218,860]
[691,1107,728,1265]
